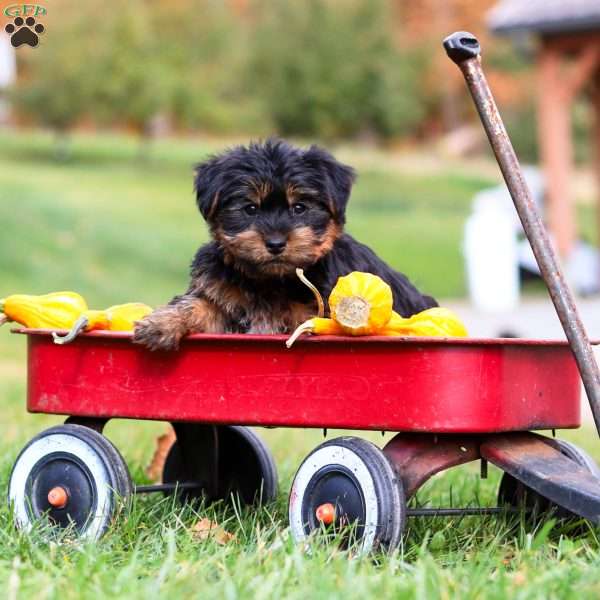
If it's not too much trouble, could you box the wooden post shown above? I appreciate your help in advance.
[537,40,600,258]
[537,44,576,257]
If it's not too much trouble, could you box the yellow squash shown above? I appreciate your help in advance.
[53,302,153,344]
[286,270,468,346]
[380,307,468,338]
[328,272,393,335]
[287,271,394,346]
[82,303,153,332]
[0,292,88,329]
[103,302,153,331]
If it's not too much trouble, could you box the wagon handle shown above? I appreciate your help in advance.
[443,31,600,438]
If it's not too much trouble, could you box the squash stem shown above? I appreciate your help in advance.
[286,319,315,348]
[295,268,324,318]
[52,315,89,345]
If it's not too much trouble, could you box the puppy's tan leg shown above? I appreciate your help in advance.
[133,296,225,351]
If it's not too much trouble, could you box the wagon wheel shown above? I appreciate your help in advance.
[498,439,600,520]
[288,437,406,555]
[8,424,132,540]
[162,424,278,506]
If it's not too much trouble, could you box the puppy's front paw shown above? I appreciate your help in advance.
[133,314,185,351]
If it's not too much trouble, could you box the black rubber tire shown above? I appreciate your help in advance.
[162,425,278,506]
[289,436,406,554]
[498,439,600,520]
[554,440,600,479]
[8,424,132,540]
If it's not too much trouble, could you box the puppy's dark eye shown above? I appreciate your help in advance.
[243,204,258,216]
[292,203,307,215]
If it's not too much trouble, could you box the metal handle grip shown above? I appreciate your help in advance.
[443,31,481,63]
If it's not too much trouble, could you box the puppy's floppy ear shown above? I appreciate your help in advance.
[303,145,356,223]
[194,157,223,220]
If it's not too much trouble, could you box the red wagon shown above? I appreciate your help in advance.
[8,329,600,552]
[7,33,600,553]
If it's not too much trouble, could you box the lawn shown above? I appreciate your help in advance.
[1,130,600,598]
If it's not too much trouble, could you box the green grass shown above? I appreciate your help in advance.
[1,129,600,598]
[0,129,491,302]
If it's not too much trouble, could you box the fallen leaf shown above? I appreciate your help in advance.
[191,518,237,545]
[145,426,176,482]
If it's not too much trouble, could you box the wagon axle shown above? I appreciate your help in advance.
[135,485,525,517]
[133,482,203,494]
[135,482,530,518]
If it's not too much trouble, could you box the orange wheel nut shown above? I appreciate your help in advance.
[47,486,68,509]
[315,502,336,525]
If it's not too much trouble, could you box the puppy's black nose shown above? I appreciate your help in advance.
[265,237,287,255]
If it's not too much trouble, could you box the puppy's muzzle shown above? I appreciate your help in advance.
[265,236,287,255]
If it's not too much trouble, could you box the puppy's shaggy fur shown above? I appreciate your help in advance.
[133,139,437,350]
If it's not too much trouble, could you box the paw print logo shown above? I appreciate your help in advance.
[5,16,45,48]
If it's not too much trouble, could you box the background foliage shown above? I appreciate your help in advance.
[8,0,525,147]
[248,0,428,139]
[9,0,593,162]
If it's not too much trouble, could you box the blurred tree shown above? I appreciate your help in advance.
[90,0,171,159]
[150,0,263,134]
[12,0,501,148]
[11,1,99,158]
[248,0,428,139]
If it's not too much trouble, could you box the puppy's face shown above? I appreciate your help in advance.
[194,140,355,277]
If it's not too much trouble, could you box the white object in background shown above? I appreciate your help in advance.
[566,242,600,296]
[471,166,545,234]
[464,189,520,312]
[0,35,17,125]
[0,34,16,88]
[518,238,600,297]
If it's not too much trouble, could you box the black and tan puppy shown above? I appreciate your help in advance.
[133,139,437,350]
